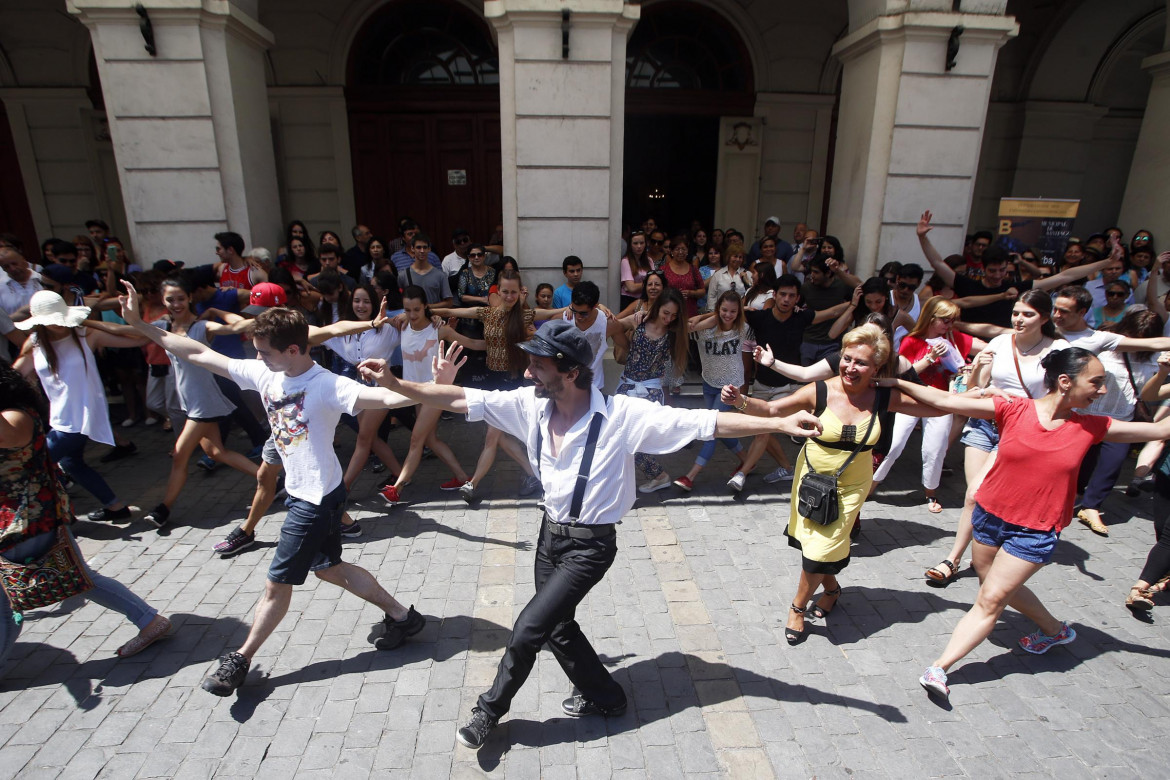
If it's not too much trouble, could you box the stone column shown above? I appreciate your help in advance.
[66,0,281,265]
[486,0,638,305]
[1118,49,1170,244]
[828,5,1017,276]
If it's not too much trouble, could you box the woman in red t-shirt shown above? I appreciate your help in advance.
[879,347,1170,700]
[871,297,973,512]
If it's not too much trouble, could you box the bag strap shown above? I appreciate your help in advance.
[803,385,882,477]
[1011,335,1034,400]
[1122,352,1142,397]
[814,380,827,417]
[535,397,608,523]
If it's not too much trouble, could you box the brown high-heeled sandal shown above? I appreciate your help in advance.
[1127,586,1155,612]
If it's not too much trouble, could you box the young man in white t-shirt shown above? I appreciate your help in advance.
[118,282,432,697]
[562,281,627,389]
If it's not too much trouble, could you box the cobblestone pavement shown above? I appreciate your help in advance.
[4,408,1170,779]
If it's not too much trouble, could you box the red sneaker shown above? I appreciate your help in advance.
[672,476,693,492]
[439,478,464,491]
[379,485,402,505]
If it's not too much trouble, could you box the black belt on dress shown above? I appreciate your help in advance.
[542,515,616,539]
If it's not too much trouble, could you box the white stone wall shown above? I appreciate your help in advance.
[753,94,835,242]
[268,87,356,247]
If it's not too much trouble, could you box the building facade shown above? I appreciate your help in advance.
[1,0,1167,299]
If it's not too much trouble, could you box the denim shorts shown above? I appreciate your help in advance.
[970,503,1059,564]
[261,435,281,465]
[960,416,1000,452]
[268,482,347,585]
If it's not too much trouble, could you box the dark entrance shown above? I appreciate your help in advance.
[623,116,720,237]
[623,1,754,236]
[347,0,501,244]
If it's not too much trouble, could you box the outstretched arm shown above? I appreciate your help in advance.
[1104,416,1170,444]
[753,344,834,383]
[917,210,956,288]
[118,281,234,378]
[712,408,823,440]
[876,377,997,418]
[359,342,470,413]
[1140,353,1170,402]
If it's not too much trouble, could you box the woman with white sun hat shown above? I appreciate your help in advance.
[12,290,145,522]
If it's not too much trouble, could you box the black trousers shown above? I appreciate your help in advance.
[478,518,625,719]
[1140,485,1170,584]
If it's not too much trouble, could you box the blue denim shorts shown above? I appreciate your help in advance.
[960,416,1000,452]
[970,503,1059,564]
[268,482,347,585]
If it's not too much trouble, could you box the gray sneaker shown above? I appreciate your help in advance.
[727,471,746,493]
[763,467,794,484]
[519,475,542,497]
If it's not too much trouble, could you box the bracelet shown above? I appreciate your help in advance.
[736,396,749,412]
[766,357,776,368]
[369,318,377,329]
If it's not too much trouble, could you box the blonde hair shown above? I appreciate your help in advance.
[840,323,890,374]
[909,296,961,340]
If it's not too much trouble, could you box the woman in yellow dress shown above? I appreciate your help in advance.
[723,324,947,644]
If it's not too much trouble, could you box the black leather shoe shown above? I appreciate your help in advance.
[561,694,627,718]
[87,506,132,522]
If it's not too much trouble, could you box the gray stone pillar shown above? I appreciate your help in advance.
[486,0,638,305]
[67,0,281,265]
[1118,49,1170,244]
[828,4,1017,276]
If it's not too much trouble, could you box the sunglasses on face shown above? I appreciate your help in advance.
[650,239,663,245]
[1106,291,1127,298]
[1134,236,1150,243]
[570,308,592,319]
[455,237,470,245]
[469,252,485,258]
[896,282,916,291]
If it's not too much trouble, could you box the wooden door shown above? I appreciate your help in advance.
[349,110,501,246]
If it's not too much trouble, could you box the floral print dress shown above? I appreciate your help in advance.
[616,323,673,478]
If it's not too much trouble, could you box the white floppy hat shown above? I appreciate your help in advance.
[14,290,91,330]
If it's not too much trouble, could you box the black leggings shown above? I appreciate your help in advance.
[1139,478,1170,584]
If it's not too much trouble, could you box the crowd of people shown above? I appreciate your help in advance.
[2,208,1169,733]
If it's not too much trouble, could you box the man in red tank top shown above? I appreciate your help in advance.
[215,231,265,290]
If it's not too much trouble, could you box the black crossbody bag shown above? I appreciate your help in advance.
[796,382,882,526]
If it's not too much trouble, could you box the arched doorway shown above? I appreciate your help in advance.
[623,1,754,234]
[346,0,501,244]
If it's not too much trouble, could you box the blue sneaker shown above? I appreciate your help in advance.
[197,454,218,472]
[246,444,264,461]
[340,521,363,538]
[1018,622,1076,655]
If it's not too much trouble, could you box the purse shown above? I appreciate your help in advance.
[0,526,94,612]
[796,382,880,526]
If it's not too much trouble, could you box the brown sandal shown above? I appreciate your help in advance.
[926,559,959,585]
[117,615,173,658]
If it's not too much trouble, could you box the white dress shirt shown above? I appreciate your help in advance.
[0,271,42,315]
[465,386,719,525]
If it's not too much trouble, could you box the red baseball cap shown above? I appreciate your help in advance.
[243,282,288,315]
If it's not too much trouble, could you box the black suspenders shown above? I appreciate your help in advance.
[535,400,607,523]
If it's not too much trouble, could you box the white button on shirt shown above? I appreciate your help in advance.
[465,386,719,525]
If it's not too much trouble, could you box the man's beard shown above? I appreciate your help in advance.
[534,377,564,399]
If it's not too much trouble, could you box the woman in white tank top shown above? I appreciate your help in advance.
[14,292,141,520]
[375,286,486,505]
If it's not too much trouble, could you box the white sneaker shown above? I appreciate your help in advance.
[638,474,672,494]
[763,467,794,484]
[144,417,159,427]
[727,471,746,492]
[121,418,138,428]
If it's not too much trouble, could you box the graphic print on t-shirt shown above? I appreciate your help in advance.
[402,336,438,367]
[267,390,309,451]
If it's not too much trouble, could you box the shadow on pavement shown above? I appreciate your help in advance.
[227,615,514,723]
[474,650,907,769]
